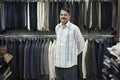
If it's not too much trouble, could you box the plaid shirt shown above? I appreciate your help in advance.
[55,21,85,68]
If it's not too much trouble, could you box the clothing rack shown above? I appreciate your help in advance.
[0,34,56,39]
[0,34,114,39]
[0,0,116,2]
[83,34,114,39]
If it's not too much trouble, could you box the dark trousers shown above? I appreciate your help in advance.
[55,65,78,80]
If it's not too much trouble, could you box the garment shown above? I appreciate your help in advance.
[36,39,42,79]
[10,40,18,79]
[40,39,46,75]
[37,2,49,31]
[91,1,100,30]
[26,40,32,79]
[15,2,27,29]
[79,1,84,30]
[49,39,56,80]
[30,40,36,79]
[27,2,30,30]
[112,1,117,31]
[24,40,28,79]
[18,40,25,79]
[71,2,79,27]
[0,3,1,30]
[55,65,78,80]
[101,2,112,30]
[6,2,14,30]
[82,39,88,78]
[55,21,85,68]
[98,1,101,30]
[29,2,37,31]
[89,0,92,29]
[1,3,6,30]
[34,39,40,79]
[83,0,89,29]
[107,42,120,59]
[43,39,50,75]
[84,40,94,80]
[48,40,53,80]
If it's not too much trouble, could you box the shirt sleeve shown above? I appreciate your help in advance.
[55,24,59,34]
[74,26,85,54]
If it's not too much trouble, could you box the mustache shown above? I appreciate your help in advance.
[61,18,66,19]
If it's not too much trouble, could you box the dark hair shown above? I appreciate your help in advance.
[60,7,71,15]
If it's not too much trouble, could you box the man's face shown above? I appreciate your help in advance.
[60,10,71,25]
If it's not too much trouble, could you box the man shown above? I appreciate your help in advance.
[55,7,85,80]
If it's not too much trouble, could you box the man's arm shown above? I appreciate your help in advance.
[74,26,85,54]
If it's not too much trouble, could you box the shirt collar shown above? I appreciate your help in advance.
[60,21,70,28]
[66,21,70,27]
